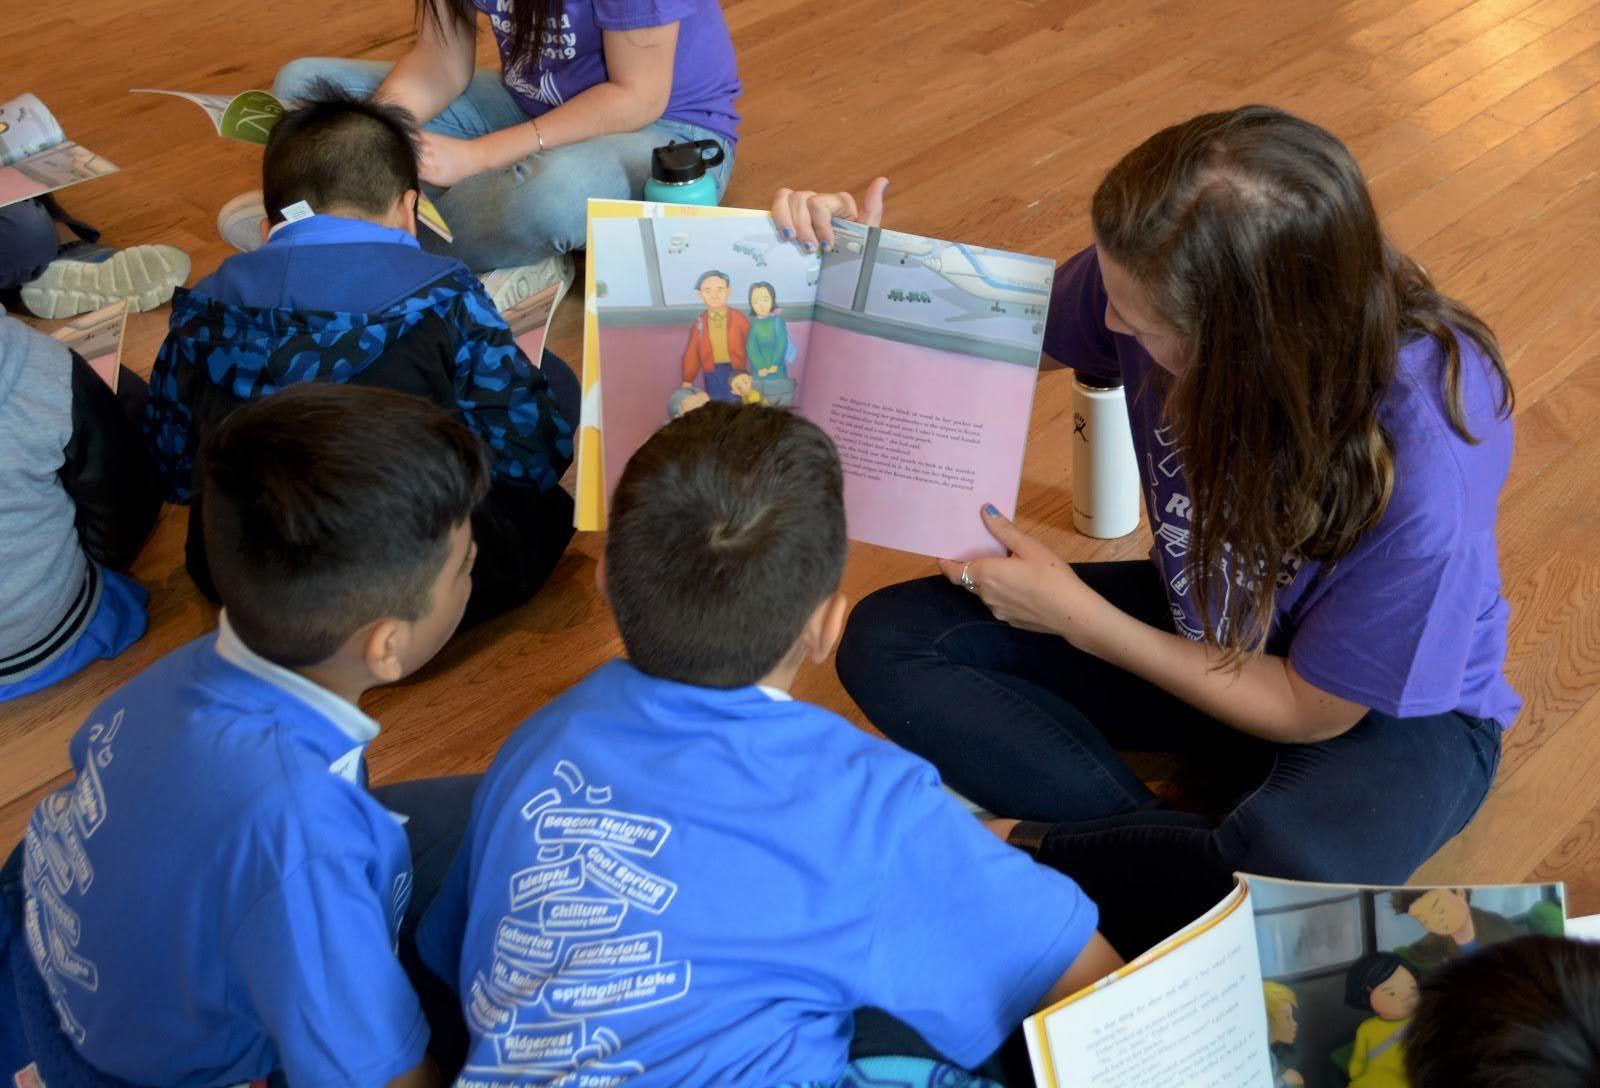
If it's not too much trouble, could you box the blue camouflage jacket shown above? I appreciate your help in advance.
[144,215,572,502]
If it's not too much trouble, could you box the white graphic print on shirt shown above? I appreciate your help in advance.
[487,3,575,109]
[21,711,122,1045]
[457,760,690,1088]
[1144,423,1303,645]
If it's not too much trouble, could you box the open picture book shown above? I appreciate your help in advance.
[502,277,568,373]
[50,300,128,392]
[576,199,1054,560]
[1025,873,1567,1088]
[0,94,118,209]
[131,87,453,242]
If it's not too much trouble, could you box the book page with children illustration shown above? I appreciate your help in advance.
[578,199,1053,559]
[1025,874,1566,1088]
[0,94,118,209]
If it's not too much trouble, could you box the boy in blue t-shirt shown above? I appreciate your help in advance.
[145,85,578,632]
[2,383,490,1088]
[417,403,1122,1087]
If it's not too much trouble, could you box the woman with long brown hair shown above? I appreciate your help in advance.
[262,0,738,278]
[781,106,1518,954]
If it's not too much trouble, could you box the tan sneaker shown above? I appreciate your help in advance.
[479,253,575,312]
[217,190,267,253]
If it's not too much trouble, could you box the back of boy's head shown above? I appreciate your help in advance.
[262,80,420,225]
[200,383,488,668]
[1406,936,1600,1088]
[605,402,846,688]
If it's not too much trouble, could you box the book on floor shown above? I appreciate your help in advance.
[501,275,568,372]
[576,198,1054,560]
[0,94,119,209]
[130,87,453,243]
[1024,873,1567,1088]
[50,299,128,392]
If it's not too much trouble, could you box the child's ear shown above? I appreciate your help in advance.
[400,189,419,236]
[594,555,609,602]
[362,619,407,685]
[806,591,850,663]
[259,217,273,245]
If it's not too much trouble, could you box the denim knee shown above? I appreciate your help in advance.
[0,199,58,289]
[271,57,382,101]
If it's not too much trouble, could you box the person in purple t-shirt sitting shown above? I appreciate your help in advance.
[774,106,1519,959]
[261,0,739,296]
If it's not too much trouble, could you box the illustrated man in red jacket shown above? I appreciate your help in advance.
[681,270,749,403]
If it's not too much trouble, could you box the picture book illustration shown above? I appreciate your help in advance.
[131,88,453,243]
[1024,874,1566,1088]
[50,300,129,392]
[579,199,1055,560]
[0,94,119,210]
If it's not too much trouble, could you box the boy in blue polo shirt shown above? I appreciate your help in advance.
[4,383,489,1088]
[144,85,578,631]
[416,403,1122,1087]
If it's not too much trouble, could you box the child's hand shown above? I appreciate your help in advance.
[418,131,487,188]
[771,177,889,252]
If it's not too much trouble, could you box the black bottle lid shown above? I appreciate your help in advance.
[651,139,727,183]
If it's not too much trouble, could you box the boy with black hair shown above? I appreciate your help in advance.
[1405,935,1600,1088]
[2,383,488,1088]
[416,403,1121,1087]
[145,83,578,631]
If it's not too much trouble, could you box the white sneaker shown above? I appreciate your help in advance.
[218,190,267,253]
[479,253,575,313]
[20,243,191,319]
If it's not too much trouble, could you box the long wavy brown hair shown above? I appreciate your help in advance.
[419,0,556,72]
[1091,106,1514,661]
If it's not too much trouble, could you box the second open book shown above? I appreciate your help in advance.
[576,199,1055,560]
[1025,873,1567,1088]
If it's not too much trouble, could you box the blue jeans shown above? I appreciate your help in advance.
[0,200,56,289]
[836,564,1503,956]
[273,59,736,271]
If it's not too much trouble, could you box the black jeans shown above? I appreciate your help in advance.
[836,564,1503,956]
[372,774,482,1078]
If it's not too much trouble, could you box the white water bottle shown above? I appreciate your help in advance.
[1071,372,1141,539]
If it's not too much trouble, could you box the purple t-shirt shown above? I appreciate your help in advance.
[1046,246,1521,728]
[471,0,741,142]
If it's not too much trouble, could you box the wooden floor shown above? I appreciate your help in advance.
[5,0,1600,910]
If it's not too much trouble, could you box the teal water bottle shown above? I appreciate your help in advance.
[643,140,726,206]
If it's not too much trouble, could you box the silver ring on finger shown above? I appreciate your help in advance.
[960,563,977,593]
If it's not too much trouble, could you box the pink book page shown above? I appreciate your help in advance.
[797,220,1052,560]
[0,143,117,209]
[797,326,1036,560]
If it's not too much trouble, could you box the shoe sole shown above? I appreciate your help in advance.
[20,245,191,319]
